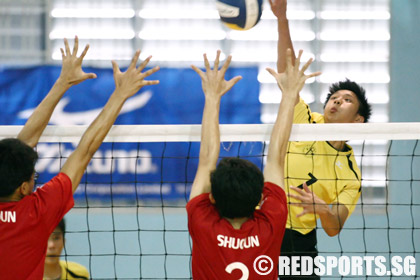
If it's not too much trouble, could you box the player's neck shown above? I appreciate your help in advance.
[43,261,62,280]
[0,194,21,202]
[328,140,347,151]
[225,217,249,230]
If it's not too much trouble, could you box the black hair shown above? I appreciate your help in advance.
[0,138,38,197]
[210,157,264,219]
[56,218,66,237]
[324,78,372,122]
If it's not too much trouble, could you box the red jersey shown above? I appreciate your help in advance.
[0,173,74,280]
[187,182,287,280]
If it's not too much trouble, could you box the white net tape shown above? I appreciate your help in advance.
[1,122,420,142]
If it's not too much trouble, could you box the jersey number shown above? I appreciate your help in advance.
[225,262,249,280]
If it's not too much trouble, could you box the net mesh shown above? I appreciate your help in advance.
[1,123,419,279]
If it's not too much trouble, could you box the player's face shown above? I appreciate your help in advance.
[45,228,64,265]
[324,90,364,123]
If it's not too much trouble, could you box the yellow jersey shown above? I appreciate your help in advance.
[285,99,361,234]
[44,260,89,280]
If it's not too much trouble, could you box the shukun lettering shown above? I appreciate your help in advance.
[217,235,260,250]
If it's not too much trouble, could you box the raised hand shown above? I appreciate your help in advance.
[111,50,160,100]
[269,0,287,19]
[191,50,242,99]
[189,51,241,200]
[17,36,98,147]
[288,183,330,218]
[59,36,97,86]
[267,49,321,98]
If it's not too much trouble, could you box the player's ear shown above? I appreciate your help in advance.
[209,193,216,204]
[354,114,364,123]
[19,182,32,196]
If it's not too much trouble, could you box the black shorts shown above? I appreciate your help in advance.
[279,228,320,280]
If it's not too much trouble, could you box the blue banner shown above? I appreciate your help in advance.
[0,66,262,202]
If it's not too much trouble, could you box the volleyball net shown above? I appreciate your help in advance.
[1,123,419,279]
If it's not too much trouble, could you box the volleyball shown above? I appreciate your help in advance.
[216,0,263,31]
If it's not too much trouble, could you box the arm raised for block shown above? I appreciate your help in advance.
[18,36,96,147]
[264,49,321,188]
[189,51,242,200]
[60,51,160,193]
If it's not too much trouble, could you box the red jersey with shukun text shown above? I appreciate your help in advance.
[187,182,287,280]
[0,173,74,280]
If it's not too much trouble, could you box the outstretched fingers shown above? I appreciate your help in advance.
[72,36,79,56]
[126,54,160,85]
[140,66,160,79]
[302,182,311,193]
[191,65,205,80]
[192,51,240,96]
[84,72,97,80]
[294,49,303,70]
[289,186,305,196]
[214,50,221,71]
[220,54,232,77]
[225,75,243,92]
[266,67,278,78]
[300,57,313,74]
[292,50,322,80]
[129,50,141,70]
[141,79,160,86]
[306,71,322,79]
[137,55,152,73]
[64,38,71,56]
[79,44,90,60]
[203,53,211,72]
[62,36,91,60]
[300,58,322,80]
[111,60,121,75]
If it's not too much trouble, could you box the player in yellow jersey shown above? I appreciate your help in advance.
[269,0,372,279]
[44,219,89,280]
